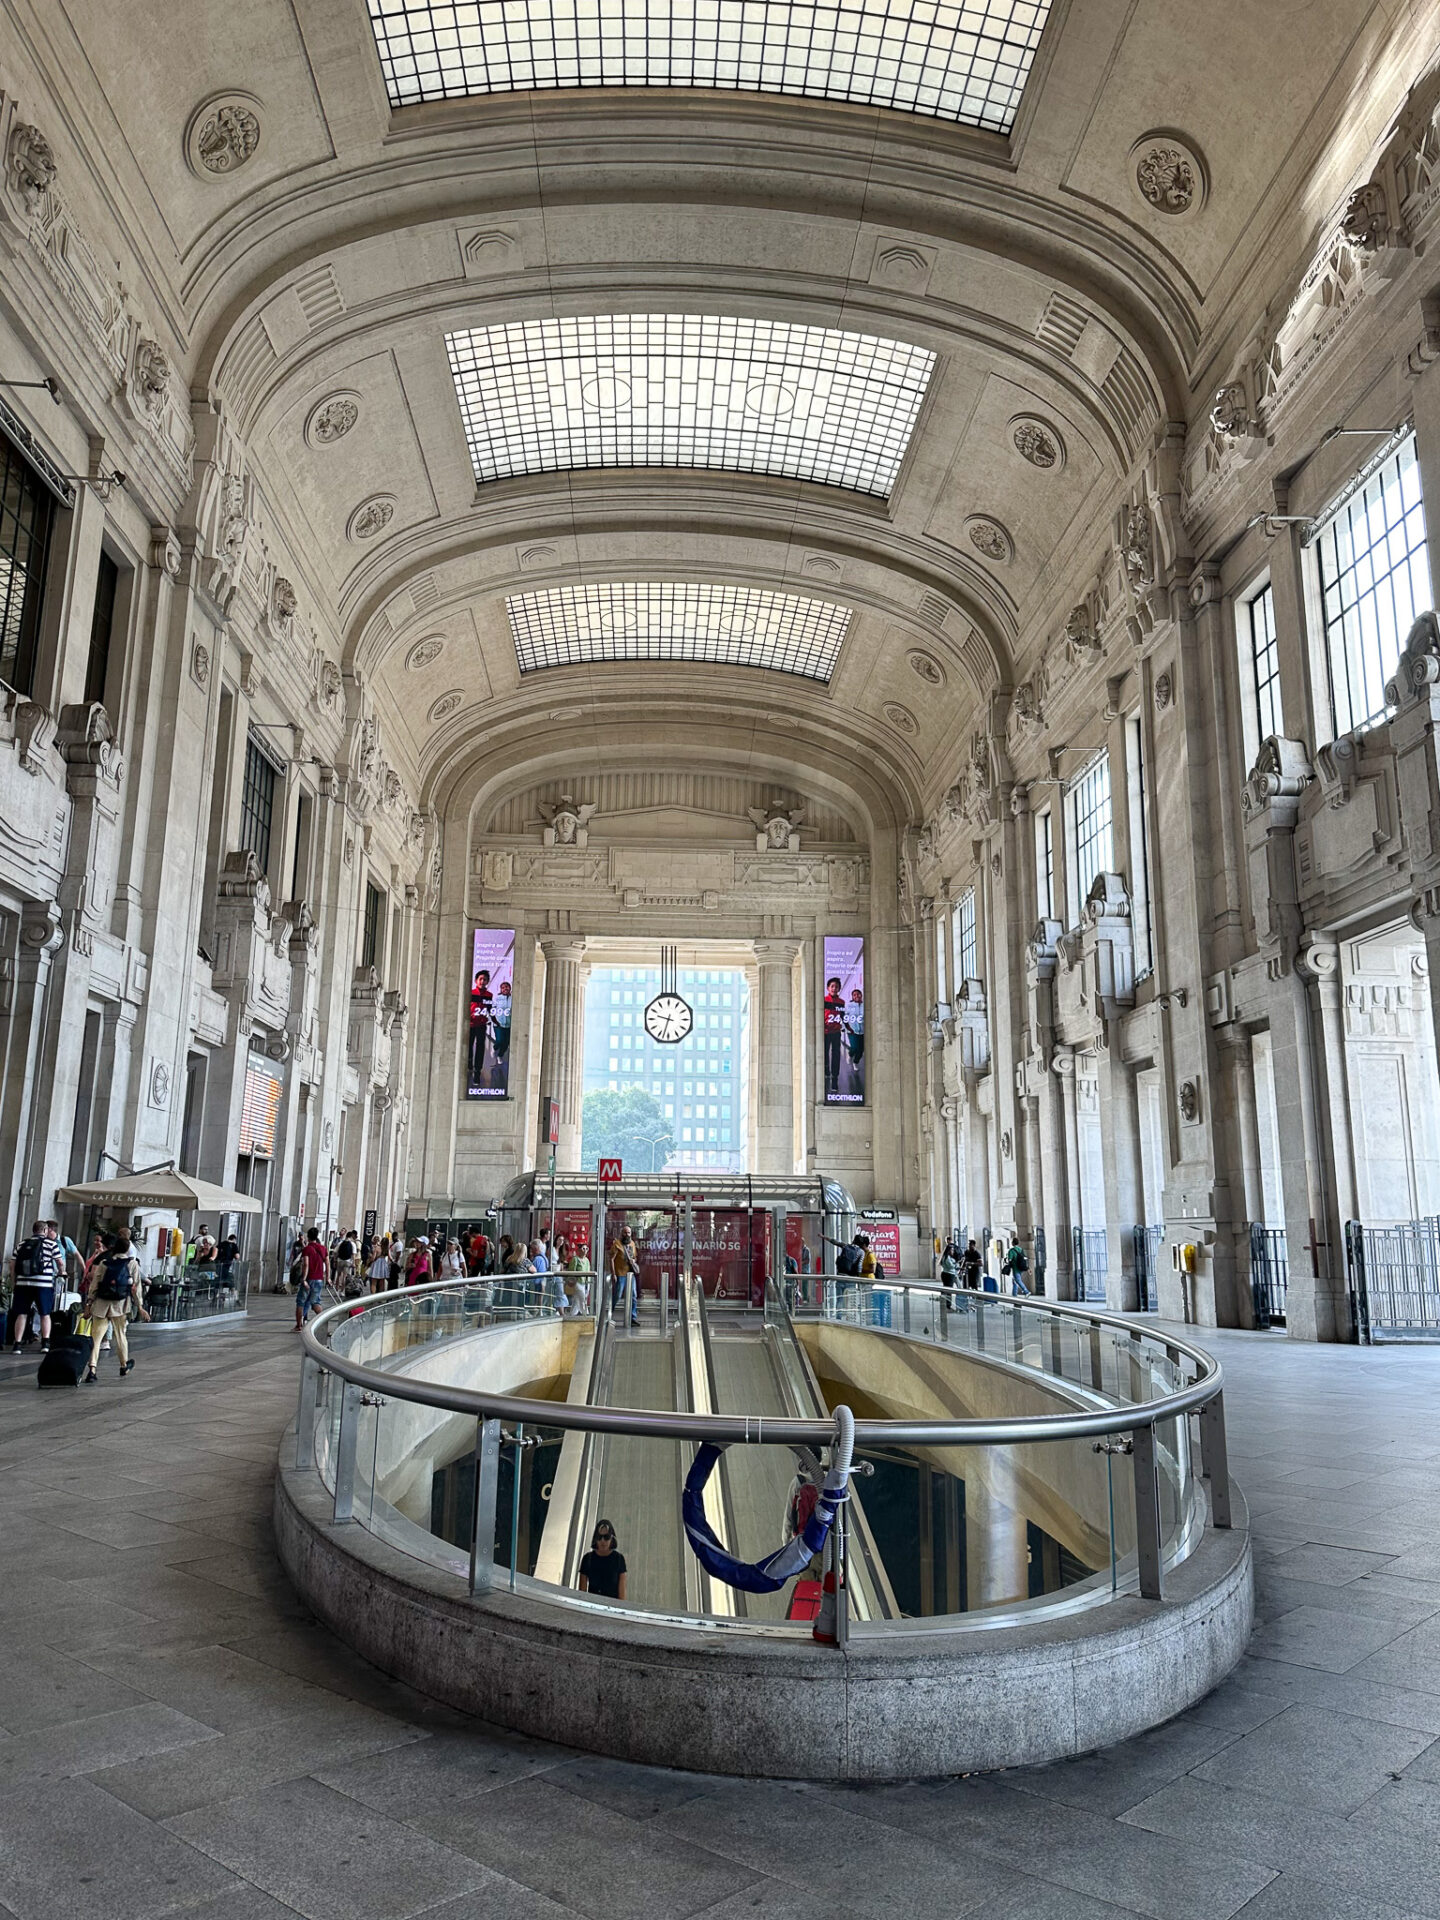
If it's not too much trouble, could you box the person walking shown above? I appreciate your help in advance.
[1001,1236,1031,1296]
[82,1228,148,1381]
[404,1236,434,1288]
[440,1238,467,1282]
[332,1228,358,1296]
[609,1228,640,1326]
[366,1237,393,1293]
[10,1220,62,1353]
[940,1235,960,1293]
[961,1238,983,1290]
[578,1519,627,1601]
[295,1228,329,1330]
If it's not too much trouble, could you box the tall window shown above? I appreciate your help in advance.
[1315,433,1431,736]
[361,881,384,971]
[0,429,56,697]
[1246,581,1281,749]
[1035,807,1054,921]
[1065,752,1112,923]
[954,887,978,984]
[84,550,120,707]
[239,737,278,875]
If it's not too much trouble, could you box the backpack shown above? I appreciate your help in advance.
[836,1244,863,1277]
[1010,1248,1029,1273]
[872,1258,886,1280]
[95,1253,133,1302]
[15,1237,48,1281]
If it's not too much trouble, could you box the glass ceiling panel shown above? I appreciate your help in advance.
[507,581,852,680]
[446,314,935,497]
[369,0,1053,131]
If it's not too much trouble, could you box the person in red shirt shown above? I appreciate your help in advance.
[294,1228,330,1330]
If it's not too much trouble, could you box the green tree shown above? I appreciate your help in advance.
[580,1088,675,1173]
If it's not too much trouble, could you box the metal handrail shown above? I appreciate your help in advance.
[300,1274,1223,1448]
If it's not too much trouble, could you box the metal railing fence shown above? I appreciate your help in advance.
[1249,1226,1288,1330]
[1134,1226,1162,1312]
[1345,1217,1440,1342]
[294,1272,1231,1619]
[1072,1227,1108,1302]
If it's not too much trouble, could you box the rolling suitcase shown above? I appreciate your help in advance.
[37,1331,90,1387]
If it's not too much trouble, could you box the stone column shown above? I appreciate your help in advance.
[1021,1091,1044,1288]
[1100,1047,1145,1312]
[0,903,64,1253]
[939,1096,960,1241]
[1296,933,1357,1338]
[538,936,587,1168]
[753,938,801,1174]
[1056,1047,1081,1297]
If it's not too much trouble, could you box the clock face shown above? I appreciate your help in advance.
[644,992,693,1044]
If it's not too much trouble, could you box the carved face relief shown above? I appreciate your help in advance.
[551,809,579,844]
[1341,180,1388,254]
[318,659,343,710]
[271,577,297,627]
[134,337,172,416]
[10,122,57,211]
[193,102,261,175]
[1209,383,1250,438]
[1012,419,1062,469]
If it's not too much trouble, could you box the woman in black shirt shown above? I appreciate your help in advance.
[578,1519,627,1600]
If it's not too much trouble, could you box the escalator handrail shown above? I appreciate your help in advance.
[302,1275,1223,1447]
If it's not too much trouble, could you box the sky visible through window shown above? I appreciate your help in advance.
[369,0,1054,132]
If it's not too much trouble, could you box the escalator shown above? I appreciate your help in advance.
[535,1274,896,1621]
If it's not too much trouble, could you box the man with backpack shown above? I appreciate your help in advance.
[1002,1236,1032,1296]
[10,1220,62,1352]
[82,1228,148,1380]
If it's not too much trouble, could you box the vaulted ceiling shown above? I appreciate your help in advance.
[16,0,1434,821]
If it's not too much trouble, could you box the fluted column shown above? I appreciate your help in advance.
[752,938,801,1174]
[538,936,587,1168]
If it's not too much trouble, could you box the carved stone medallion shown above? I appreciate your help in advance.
[1011,417,1064,470]
[305,393,360,447]
[191,640,211,689]
[1131,132,1207,216]
[185,94,262,178]
[428,691,463,722]
[907,649,946,686]
[406,637,445,671]
[347,495,395,542]
[883,702,919,735]
[966,515,1014,563]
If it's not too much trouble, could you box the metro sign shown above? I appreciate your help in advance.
[597,1158,623,1183]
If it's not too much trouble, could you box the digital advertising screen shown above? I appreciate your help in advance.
[465,928,516,1099]
[822,934,865,1106]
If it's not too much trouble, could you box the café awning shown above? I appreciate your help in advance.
[54,1169,264,1214]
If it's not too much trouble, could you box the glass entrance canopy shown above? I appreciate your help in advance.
[369,0,1053,130]
[446,315,934,497]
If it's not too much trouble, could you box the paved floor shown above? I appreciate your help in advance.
[3,1295,1440,1920]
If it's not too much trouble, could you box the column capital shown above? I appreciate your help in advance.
[538,934,587,965]
[752,937,802,966]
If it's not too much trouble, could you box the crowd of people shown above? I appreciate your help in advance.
[4,1218,151,1381]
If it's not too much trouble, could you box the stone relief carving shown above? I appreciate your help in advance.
[1132,134,1206,215]
[1241,735,1314,820]
[1384,610,1440,705]
[270,576,297,638]
[316,657,343,712]
[383,768,403,811]
[1342,179,1392,253]
[1178,1079,1200,1123]
[907,649,946,686]
[1063,603,1101,663]
[540,796,597,847]
[13,700,56,775]
[482,849,514,892]
[956,731,995,830]
[406,637,444,671]
[966,516,1013,563]
[1209,383,1253,439]
[305,394,359,446]
[1154,669,1174,713]
[1122,504,1154,592]
[428,691,463,722]
[191,641,211,689]
[132,336,172,419]
[747,801,804,851]
[10,120,56,212]
[346,495,395,541]
[149,1060,171,1108]
[884,702,918,735]
[186,95,261,176]
[1011,418,1063,469]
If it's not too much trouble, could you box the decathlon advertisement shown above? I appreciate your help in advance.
[822,934,865,1106]
[465,928,515,1099]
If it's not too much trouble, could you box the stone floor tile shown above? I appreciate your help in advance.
[416,1778,770,1920]
[1266,1544,1397,1584]
[0,1774,239,1920]
[543,1755,714,1821]
[1187,1704,1433,1814]
[1227,1873,1435,1919]
[218,1623,486,1727]
[1342,1615,1440,1693]
[1246,1605,1411,1673]
[409,1886,588,1920]
[1007,1717,1243,1818]
[1184,1681,1292,1738]
[89,1698,428,1818]
[315,1727,568,1817]
[167,1776,491,1920]
[1226,1654,1440,1732]
[0,1704,219,1788]
[0,1642,155,1735]
[81,1643,343,1733]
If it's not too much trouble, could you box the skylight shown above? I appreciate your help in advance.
[368,0,1052,131]
[446,315,935,498]
[506,581,852,680]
